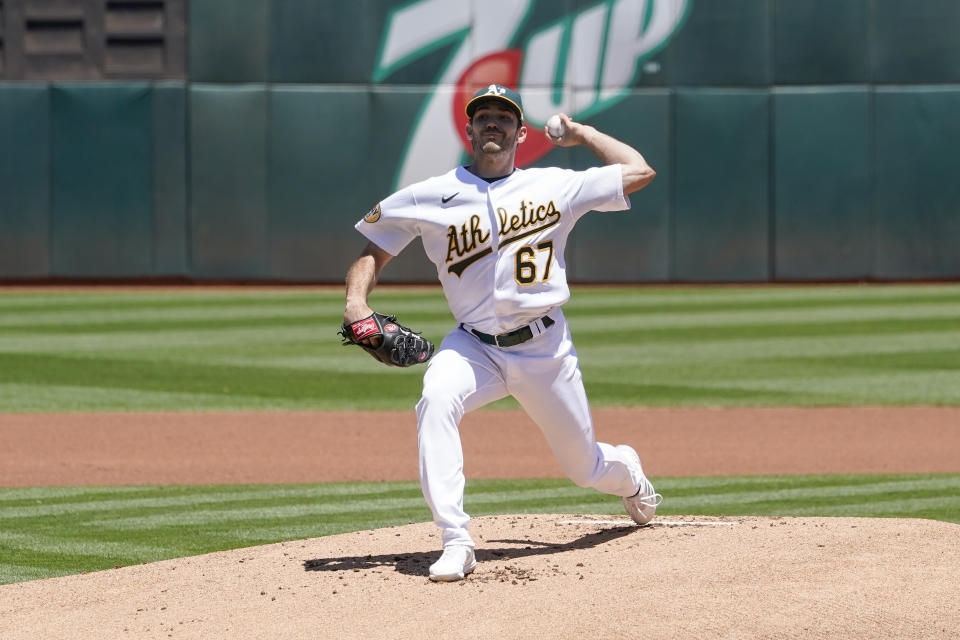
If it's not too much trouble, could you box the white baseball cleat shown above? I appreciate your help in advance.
[428,545,477,582]
[616,444,663,525]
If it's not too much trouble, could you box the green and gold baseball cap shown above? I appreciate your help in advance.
[465,84,524,122]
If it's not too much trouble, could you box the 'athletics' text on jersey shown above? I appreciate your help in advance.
[356,164,629,334]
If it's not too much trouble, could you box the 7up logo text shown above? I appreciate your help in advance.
[374,0,691,188]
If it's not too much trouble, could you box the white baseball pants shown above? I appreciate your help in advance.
[414,311,644,548]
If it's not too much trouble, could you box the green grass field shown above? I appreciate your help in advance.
[1,283,958,411]
[1,284,958,585]
[2,474,958,585]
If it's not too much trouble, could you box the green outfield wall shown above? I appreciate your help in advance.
[1,0,958,282]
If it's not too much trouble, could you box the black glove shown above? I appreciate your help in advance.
[338,312,435,367]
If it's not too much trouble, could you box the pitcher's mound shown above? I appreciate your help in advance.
[1,514,958,639]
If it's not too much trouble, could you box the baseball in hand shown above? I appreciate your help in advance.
[546,114,565,138]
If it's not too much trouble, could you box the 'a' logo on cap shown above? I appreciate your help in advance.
[486,84,505,96]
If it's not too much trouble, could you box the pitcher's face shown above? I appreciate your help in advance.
[466,103,526,157]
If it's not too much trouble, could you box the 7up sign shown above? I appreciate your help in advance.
[374,0,691,188]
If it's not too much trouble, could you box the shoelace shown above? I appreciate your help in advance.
[628,485,663,505]
[637,492,664,507]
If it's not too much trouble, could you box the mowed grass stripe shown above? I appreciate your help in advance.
[0,288,441,314]
[573,316,960,347]
[790,496,960,517]
[0,352,426,409]
[0,381,424,412]
[0,306,455,334]
[4,286,956,330]
[212,327,960,372]
[2,474,958,585]
[0,382,314,413]
[18,475,947,523]
[624,473,955,491]
[0,562,75,583]
[0,320,458,354]
[45,487,624,530]
[663,484,960,510]
[0,326,337,353]
[87,499,433,530]
[1,547,149,576]
[2,475,954,525]
[562,284,960,310]
[582,372,960,407]
[3,286,955,333]
[0,531,170,559]
[658,475,960,498]
[0,486,421,518]
[3,284,959,411]
[0,300,330,327]
[0,486,151,501]
[0,481,408,505]
[567,302,960,332]
[580,330,960,363]
[0,290,448,322]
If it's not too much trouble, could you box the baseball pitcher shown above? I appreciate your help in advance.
[341,84,661,581]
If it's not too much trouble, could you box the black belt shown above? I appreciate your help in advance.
[464,316,555,348]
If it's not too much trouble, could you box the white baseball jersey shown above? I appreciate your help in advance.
[356,164,629,335]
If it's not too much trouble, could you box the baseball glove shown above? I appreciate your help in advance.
[338,312,435,367]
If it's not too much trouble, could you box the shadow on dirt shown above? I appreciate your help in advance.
[303,524,640,577]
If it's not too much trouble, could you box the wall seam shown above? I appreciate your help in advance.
[767,0,777,281]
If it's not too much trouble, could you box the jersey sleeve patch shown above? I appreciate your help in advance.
[363,203,382,224]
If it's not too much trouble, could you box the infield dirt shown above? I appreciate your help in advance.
[2,407,958,485]
[1,407,959,639]
[1,513,958,639]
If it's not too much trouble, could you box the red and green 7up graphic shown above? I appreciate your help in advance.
[374,0,691,188]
